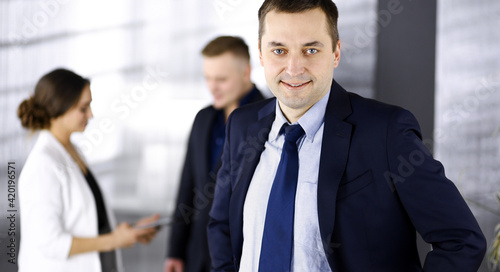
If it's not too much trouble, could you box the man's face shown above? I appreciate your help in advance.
[259,8,340,115]
[203,52,251,110]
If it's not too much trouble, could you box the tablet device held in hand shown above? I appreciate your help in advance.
[134,217,174,229]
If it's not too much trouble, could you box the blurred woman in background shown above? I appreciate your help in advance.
[17,68,159,272]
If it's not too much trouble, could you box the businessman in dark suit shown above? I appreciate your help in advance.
[165,36,264,272]
[207,1,486,271]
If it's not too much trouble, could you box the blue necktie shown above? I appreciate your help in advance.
[259,124,305,272]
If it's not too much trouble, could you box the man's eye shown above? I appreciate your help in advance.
[306,48,318,54]
[273,49,285,55]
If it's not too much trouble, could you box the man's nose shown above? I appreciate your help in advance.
[207,82,220,96]
[88,107,94,119]
[285,53,306,77]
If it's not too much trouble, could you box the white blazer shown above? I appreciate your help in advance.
[18,130,123,272]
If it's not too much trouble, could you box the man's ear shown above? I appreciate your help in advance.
[258,38,264,67]
[334,39,341,68]
[245,63,251,80]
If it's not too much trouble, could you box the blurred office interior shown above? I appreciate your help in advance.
[0,0,499,271]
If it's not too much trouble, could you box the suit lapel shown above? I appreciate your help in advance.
[229,99,276,262]
[317,81,353,265]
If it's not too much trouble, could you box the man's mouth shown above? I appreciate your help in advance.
[212,94,222,101]
[281,81,311,89]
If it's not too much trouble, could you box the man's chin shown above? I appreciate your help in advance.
[277,95,311,111]
[213,103,225,110]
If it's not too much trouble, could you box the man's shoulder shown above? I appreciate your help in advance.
[343,91,421,134]
[346,91,407,120]
[197,104,218,115]
[230,97,275,122]
[192,105,219,123]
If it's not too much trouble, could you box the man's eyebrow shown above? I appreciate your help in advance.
[267,41,325,47]
[267,41,284,47]
[304,41,324,47]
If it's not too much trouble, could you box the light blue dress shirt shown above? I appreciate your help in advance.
[240,91,332,272]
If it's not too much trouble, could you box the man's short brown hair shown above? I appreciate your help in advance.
[258,0,339,50]
[201,36,250,62]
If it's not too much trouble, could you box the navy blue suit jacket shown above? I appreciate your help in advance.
[207,80,486,272]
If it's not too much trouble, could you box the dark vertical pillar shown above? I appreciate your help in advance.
[375,0,437,264]
[375,0,436,142]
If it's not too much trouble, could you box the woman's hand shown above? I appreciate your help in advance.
[112,222,140,249]
[70,215,161,256]
[111,214,160,249]
[134,213,160,244]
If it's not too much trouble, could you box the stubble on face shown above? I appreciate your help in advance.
[259,8,340,122]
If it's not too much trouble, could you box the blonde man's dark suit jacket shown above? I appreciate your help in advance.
[167,87,264,272]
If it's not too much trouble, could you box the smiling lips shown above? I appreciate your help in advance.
[281,80,311,90]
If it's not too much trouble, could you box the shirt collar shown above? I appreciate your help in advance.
[269,91,331,143]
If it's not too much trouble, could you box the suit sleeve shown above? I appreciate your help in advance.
[207,114,236,272]
[386,109,486,271]
[167,122,197,260]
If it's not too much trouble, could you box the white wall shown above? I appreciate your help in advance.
[435,0,500,270]
[0,0,269,215]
